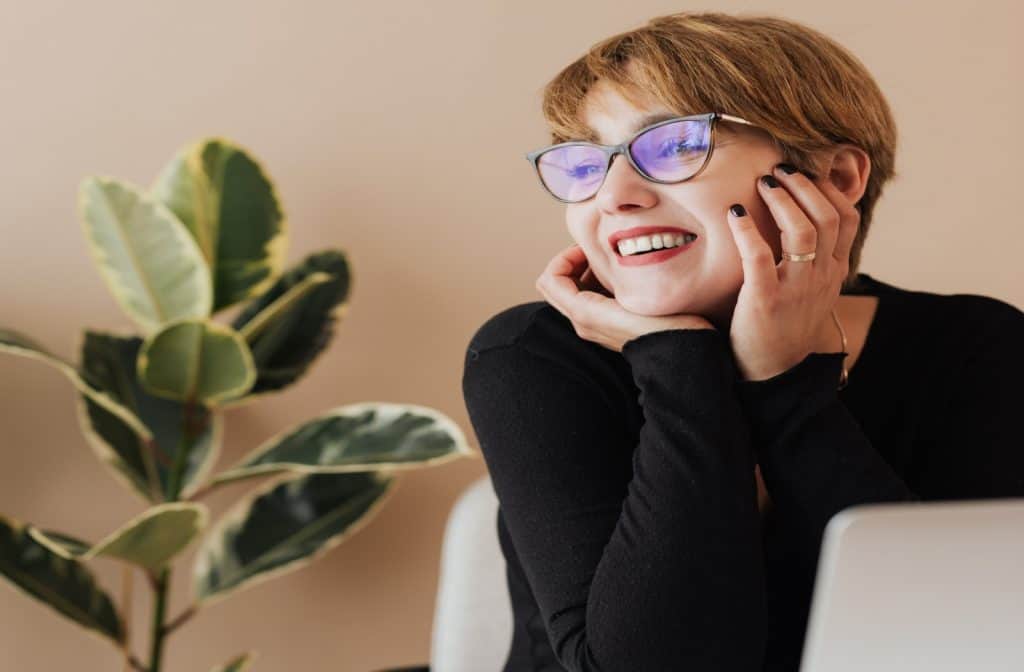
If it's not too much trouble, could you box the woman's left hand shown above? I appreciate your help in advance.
[725,165,860,381]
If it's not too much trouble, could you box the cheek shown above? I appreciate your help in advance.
[564,206,594,246]
[565,207,607,259]
[700,221,761,285]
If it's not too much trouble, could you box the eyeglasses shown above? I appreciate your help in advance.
[525,112,759,203]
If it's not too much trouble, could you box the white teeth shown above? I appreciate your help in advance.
[617,233,697,256]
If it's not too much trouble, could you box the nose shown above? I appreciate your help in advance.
[594,152,658,213]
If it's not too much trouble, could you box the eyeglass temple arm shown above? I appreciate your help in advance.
[716,113,756,127]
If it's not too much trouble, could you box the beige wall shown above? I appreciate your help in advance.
[1,0,1020,670]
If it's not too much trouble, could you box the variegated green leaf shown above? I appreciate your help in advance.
[78,176,212,334]
[151,137,287,312]
[193,471,395,606]
[235,271,333,343]
[223,250,351,407]
[138,319,255,405]
[78,331,221,502]
[210,652,256,672]
[0,326,153,444]
[0,514,124,645]
[27,528,93,557]
[28,504,206,571]
[94,503,208,571]
[213,402,474,486]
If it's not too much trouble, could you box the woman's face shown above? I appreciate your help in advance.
[567,80,792,327]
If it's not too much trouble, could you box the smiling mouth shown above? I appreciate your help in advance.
[612,234,699,267]
[614,232,699,257]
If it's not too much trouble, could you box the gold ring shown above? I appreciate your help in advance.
[781,250,816,262]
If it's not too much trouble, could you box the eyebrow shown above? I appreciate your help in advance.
[586,112,681,144]
[633,112,680,131]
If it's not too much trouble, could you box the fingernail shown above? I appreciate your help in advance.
[760,174,780,188]
[729,203,747,217]
[776,163,797,175]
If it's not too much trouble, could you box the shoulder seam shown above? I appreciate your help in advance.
[465,329,619,420]
[466,302,553,358]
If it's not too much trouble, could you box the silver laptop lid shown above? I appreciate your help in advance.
[799,497,1024,672]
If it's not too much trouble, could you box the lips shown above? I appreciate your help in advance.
[607,225,697,253]
[613,235,698,266]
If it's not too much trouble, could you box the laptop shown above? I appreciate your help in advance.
[799,497,1024,672]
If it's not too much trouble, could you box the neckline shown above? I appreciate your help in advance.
[840,272,891,390]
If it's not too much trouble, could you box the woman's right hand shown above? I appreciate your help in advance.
[536,243,716,353]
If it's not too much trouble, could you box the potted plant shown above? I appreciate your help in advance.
[0,137,473,671]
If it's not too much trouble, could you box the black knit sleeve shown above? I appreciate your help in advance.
[462,326,766,672]
[736,351,918,543]
[734,296,1024,550]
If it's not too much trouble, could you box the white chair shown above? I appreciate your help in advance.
[372,474,513,672]
[429,474,514,671]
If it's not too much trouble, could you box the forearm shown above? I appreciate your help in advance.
[465,327,769,671]
[583,328,766,669]
[737,351,917,538]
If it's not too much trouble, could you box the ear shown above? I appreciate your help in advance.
[818,144,871,211]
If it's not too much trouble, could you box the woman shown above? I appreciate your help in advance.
[461,11,1023,672]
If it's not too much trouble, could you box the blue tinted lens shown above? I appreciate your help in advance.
[630,119,710,181]
[536,144,607,201]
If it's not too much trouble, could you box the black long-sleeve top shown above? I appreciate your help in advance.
[460,272,1024,672]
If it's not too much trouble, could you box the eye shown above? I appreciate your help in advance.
[567,163,604,179]
[657,137,701,158]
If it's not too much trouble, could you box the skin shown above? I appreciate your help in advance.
[533,76,881,515]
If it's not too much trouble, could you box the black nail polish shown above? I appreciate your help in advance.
[729,203,746,217]
[761,174,780,188]
[776,163,797,175]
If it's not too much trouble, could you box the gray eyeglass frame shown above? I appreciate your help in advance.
[524,111,758,204]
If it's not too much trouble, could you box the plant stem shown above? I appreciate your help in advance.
[163,604,197,636]
[148,399,200,672]
[149,566,171,672]
[184,481,215,503]
[121,565,134,672]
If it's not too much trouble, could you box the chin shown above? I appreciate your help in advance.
[614,291,688,317]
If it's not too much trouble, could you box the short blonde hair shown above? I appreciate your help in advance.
[540,11,899,289]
